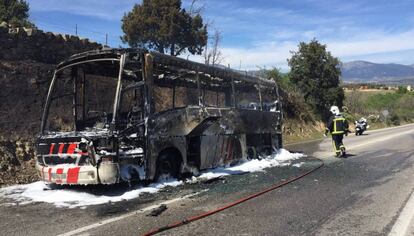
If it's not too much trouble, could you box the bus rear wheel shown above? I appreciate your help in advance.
[155,153,180,181]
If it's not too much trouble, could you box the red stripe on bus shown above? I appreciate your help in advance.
[48,168,52,181]
[56,168,64,174]
[49,143,55,154]
[58,144,65,154]
[67,167,81,184]
[67,143,77,154]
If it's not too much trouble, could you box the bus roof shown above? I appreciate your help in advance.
[56,48,276,87]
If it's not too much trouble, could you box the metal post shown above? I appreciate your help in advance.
[40,72,57,133]
[172,81,176,108]
[81,69,86,120]
[257,84,263,111]
[197,71,203,107]
[72,67,78,130]
[144,53,154,116]
[231,77,236,108]
[111,54,126,126]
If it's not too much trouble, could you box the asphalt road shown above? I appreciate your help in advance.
[1,124,414,236]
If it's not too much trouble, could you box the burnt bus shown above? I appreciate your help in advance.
[36,48,282,185]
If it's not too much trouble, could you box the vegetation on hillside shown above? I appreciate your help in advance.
[345,87,414,126]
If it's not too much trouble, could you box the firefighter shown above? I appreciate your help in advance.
[324,106,349,157]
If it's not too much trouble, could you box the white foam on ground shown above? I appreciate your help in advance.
[0,179,182,208]
[0,149,304,208]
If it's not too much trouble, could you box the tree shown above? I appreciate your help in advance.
[0,0,34,27]
[288,39,344,118]
[203,29,223,66]
[121,0,208,56]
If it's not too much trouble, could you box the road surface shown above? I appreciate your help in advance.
[0,124,413,236]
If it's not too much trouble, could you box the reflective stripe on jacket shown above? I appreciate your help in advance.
[332,117,346,134]
[327,114,348,135]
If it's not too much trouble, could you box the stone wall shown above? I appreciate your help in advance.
[0,24,102,64]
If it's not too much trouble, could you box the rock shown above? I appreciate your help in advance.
[23,27,37,36]
[146,204,168,217]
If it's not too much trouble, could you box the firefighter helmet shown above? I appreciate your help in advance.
[330,106,340,115]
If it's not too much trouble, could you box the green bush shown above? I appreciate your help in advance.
[348,91,414,126]
[388,113,401,126]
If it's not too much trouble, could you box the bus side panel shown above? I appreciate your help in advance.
[199,134,245,170]
[236,109,282,154]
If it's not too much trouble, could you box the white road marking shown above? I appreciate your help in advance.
[57,191,204,236]
[350,128,414,150]
[388,189,414,236]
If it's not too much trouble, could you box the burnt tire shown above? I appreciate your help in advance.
[155,153,180,181]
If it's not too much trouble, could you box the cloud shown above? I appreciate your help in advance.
[27,0,136,21]
[327,30,414,57]
[186,41,296,71]
[189,28,414,71]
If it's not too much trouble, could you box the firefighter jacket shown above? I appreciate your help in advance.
[326,114,349,135]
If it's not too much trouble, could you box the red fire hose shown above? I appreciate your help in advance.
[142,158,324,236]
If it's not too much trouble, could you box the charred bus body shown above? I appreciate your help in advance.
[35,49,282,185]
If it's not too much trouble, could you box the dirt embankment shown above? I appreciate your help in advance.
[0,60,54,186]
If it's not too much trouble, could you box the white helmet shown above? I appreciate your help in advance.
[330,106,340,116]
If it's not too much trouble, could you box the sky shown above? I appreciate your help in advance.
[26,0,414,71]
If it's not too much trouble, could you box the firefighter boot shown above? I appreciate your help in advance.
[340,146,346,158]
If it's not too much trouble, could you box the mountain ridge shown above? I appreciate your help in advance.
[341,60,414,83]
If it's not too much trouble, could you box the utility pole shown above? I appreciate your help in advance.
[75,24,77,36]
[105,33,108,46]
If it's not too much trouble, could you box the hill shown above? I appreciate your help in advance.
[341,61,414,83]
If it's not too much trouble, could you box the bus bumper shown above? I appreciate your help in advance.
[36,163,119,185]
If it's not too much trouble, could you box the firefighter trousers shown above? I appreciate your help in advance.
[331,134,345,155]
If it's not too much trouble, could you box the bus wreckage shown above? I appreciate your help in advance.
[35,48,283,185]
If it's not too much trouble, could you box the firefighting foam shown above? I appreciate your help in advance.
[0,149,304,208]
